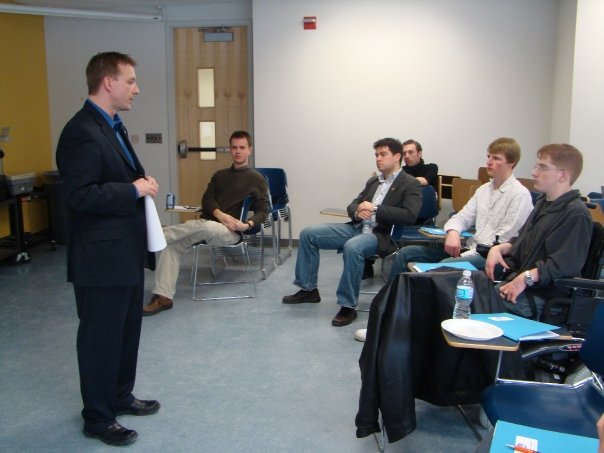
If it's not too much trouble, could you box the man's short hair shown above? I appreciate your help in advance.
[86,52,136,95]
[402,139,422,153]
[230,130,253,147]
[488,137,521,168]
[374,137,403,162]
[537,143,583,184]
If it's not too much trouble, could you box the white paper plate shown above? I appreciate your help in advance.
[441,319,503,341]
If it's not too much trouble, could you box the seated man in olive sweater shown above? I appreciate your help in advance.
[144,130,269,316]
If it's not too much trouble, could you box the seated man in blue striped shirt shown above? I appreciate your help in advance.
[389,137,534,278]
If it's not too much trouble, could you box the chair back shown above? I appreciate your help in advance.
[581,222,604,279]
[451,178,480,212]
[579,302,604,376]
[529,190,540,206]
[477,166,489,184]
[256,168,289,209]
[416,185,439,225]
[517,177,536,192]
[239,195,253,221]
[587,201,604,226]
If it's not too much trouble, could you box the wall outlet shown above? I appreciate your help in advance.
[146,133,162,144]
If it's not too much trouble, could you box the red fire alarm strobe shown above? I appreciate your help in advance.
[303,16,317,30]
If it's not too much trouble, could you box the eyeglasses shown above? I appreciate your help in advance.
[533,163,565,173]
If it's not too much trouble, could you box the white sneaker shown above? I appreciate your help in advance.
[354,328,367,342]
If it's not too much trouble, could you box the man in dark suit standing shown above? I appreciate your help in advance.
[282,138,422,326]
[57,52,160,446]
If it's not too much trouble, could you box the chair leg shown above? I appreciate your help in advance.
[259,221,277,280]
[456,405,483,441]
[274,207,293,265]
[192,243,257,301]
[192,244,200,300]
[373,414,386,452]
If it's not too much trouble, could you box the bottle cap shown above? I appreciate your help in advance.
[462,270,471,276]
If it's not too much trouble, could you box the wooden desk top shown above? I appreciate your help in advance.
[442,328,520,351]
[166,205,200,213]
[320,208,348,217]
[443,326,572,351]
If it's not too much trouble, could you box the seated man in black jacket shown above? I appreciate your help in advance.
[486,143,592,319]
[282,138,422,327]
[362,138,439,279]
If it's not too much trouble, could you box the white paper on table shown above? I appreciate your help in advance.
[144,195,167,252]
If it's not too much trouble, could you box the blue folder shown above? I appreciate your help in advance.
[419,227,474,238]
[470,313,559,341]
[412,261,478,273]
[489,420,598,453]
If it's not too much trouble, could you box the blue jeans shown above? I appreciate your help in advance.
[294,223,378,308]
[388,244,486,280]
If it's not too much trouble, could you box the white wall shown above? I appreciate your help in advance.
[43,0,600,234]
[253,0,564,235]
[550,0,577,144]
[569,0,604,194]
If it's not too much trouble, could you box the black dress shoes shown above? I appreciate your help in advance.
[282,288,321,304]
[83,422,138,446]
[331,306,358,326]
[117,398,161,416]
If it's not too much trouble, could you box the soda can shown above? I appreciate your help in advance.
[166,192,175,209]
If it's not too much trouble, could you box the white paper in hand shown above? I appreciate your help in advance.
[144,195,167,252]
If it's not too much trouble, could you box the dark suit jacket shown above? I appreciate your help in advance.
[347,171,422,257]
[56,101,153,287]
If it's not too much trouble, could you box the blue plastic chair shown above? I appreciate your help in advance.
[481,280,604,439]
[396,185,440,243]
[255,168,292,265]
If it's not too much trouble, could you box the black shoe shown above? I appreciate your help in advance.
[331,306,358,326]
[362,261,375,280]
[83,422,138,446]
[282,289,321,304]
[116,398,161,416]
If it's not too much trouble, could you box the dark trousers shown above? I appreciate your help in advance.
[74,281,143,432]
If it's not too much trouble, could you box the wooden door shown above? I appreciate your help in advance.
[173,26,249,218]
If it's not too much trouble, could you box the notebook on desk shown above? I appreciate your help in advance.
[489,420,598,453]
[412,261,478,273]
[419,227,474,238]
[470,313,560,341]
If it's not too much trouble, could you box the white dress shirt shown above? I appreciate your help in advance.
[444,175,533,254]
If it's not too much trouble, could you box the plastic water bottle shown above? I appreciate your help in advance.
[453,270,474,319]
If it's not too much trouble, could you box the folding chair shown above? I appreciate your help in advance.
[255,168,293,265]
[190,196,261,301]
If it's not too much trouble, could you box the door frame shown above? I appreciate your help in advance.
[164,18,254,224]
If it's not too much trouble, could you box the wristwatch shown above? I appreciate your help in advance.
[524,270,535,287]
[373,205,378,213]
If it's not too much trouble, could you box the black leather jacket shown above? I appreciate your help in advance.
[355,270,505,443]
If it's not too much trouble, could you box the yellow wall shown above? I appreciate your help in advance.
[0,12,52,236]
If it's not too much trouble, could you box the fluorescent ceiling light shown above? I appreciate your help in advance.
[0,4,162,21]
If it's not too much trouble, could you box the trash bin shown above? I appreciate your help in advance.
[43,170,69,245]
